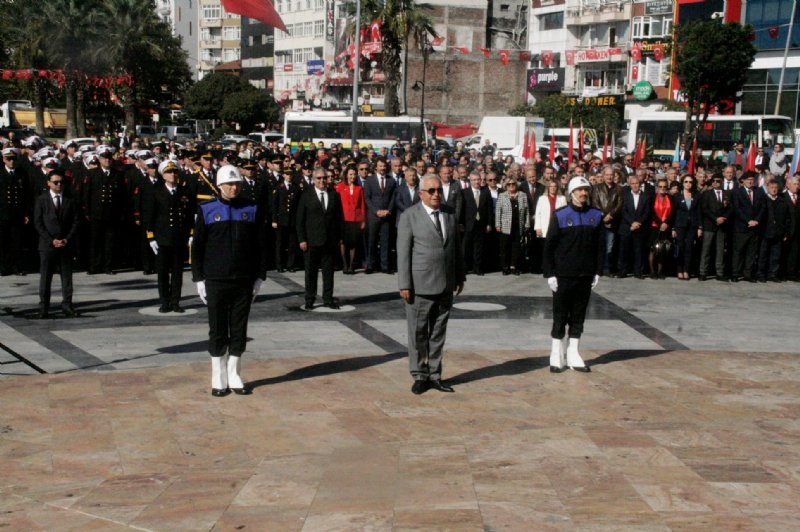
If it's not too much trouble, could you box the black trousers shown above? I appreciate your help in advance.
[367,217,391,271]
[304,244,335,305]
[674,227,696,274]
[732,231,759,279]
[618,229,645,275]
[140,225,156,273]
[90,219,115,272]
[758,236,782,279]
[38,248,73,311]
[551,276,592,339]
[275,224,297,269]
[462,225,486,273]
[498,231,521,269]
[783,234,800,279]
[156,245,185,306]
[206,278,252,358]
[0,220,23,274]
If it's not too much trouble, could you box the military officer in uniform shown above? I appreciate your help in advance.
[144,160,195,313]
[272,167,300,271]
[82,146,124,274]
[190,151,220,203]
[0,147,31,276]
[129,151,159,274]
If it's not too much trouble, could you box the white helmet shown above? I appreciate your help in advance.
[216,164,242,186]
[567,176,591,196]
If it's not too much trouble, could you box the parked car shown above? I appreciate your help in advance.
[247,131,284,145]
[158,125,194,142]
[219,134,249,145]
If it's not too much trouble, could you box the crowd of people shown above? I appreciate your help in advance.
[1,131,799,307]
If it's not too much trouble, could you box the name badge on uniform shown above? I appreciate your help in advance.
[242,212,250,221]
[567,219,573,226]
[214,213,221,221]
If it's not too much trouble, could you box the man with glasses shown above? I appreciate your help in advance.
[33,170,79,318]
[698,173,732,281]
[397,175,465,394]
[296,168,343,310]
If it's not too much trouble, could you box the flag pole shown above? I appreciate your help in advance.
[350,0,361,148]
[775,0,797,115]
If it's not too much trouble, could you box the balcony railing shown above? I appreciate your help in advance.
[566,0,631,24]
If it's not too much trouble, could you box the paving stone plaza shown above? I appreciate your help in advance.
[1,270,799,530]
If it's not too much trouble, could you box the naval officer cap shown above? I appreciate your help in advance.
[158,160,179,175]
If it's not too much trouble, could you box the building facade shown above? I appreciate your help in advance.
[197,0,242,79]
[240,18,275,91]
[155,0,199,80]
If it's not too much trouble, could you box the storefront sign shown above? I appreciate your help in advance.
[565,95,620,107]
[645,0,673,15]
[527,68,565,93]
[325,0,335,42]
[633,81,654,100]
[283,64,293,72]
[307,60,324,75]
[565,48,623,65]
[632,40,671,58]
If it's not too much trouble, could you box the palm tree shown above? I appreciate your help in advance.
[38,0,105,138]
[358,0,436,117]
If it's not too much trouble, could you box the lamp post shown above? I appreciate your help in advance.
[350,0,361,148]
[775,0,798,115]
[412,38,430,146]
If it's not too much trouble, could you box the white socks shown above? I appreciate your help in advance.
[227,355,244,389]
[550,338,566,369]
[566,338,586,369]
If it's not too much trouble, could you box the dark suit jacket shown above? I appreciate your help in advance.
[143,183,195,247]
[784,190,800,238]
[296,187,343,248]
[618,189,652,235]
[672,192,701,229]
[732,186,765,233]
[762,194,793,240]
[461,186,492,232]
[271,180,300,227]
[519,180,544,210]
[33,192,79,252]
[363,174,397,220]
[441,181,463,225]
[394,183,420,225]
[699,188,732,232]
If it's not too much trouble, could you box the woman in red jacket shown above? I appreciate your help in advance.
[335,165,366,274]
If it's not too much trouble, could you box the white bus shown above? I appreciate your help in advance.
[283,111,431,151]
[628,112,795,158]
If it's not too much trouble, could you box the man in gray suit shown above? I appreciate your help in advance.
[397,175,466,394]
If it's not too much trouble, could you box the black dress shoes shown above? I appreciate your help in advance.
[411,380,429,395]
[34,311,49,320]
[324,302,340,310]
[171,304,185,313]
[717,276,730,282]
[158,304,170,313]
[571,366,591,373]
[277,267,285,273]
[304,302,315,310]
[365,268,374,274]
[62,306,77,317]
[550,366,566,373]
[211,388,230,397]
[428,379,455,393]
[104,269,115,275]
[231,385,252,395]
[698,275,707,281]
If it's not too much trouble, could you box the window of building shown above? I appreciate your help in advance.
[223,48,240,62]
[276,0,284,12]
[304,21,313,36]
[201,28,212,41]
[223,26,241,40]
[638,56,670,87]
[314,20,324,38]
[578,65,626,93]
[224,11,240,19]
[202,5,221,19]
[189,21,192,36]
[539,11,564,31]
[632,16,672,39]
[248,35,253,46]
[500,4,510,12]
[315,0,324,9]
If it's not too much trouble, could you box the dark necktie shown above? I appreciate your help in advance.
[748,189,753,203]
[716,190,722,203]
[319,192,325,210]
[380,176,384,193]
[55,194,61,214]
[432,210,443,240]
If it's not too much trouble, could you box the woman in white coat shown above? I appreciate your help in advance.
[534,180,567,239]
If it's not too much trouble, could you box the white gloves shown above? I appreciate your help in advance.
[196,281,207,305]
[591,274,599,289]
[547,277,558,292]
[149,241,159,255]
[252,278,263,302]
[188,236,193,248]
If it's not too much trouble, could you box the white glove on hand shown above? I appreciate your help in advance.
[547,277,558,293]
[591,274,599,289]
[252,278,263,302]
[196,281,207,305]
[188,236,193,248]
[149,240,159,255]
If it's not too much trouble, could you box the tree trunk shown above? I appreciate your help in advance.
[33,79,46,136]
[124,85,136,133]
[76,86,86,137]
[65,77,78,140]
[382,32,403,117]
[402,37,409,115]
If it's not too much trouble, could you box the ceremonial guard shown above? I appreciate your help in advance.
[543,176,605,373]
[190,151,220,203]
[82,146,124,274]
[144,160,195,313]
[192,165,267,397]
[0,147,30,276]
[129,151,160,274]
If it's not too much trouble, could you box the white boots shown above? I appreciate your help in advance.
[549,338,567,372]
[566,338,590,372]
[227,355,252,395]
[211,356,230,396]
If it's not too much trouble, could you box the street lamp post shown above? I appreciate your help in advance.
[412,38,430,147]
[350,0,361,148]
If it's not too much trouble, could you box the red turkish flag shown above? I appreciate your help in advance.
[528,129,537,161]
[768,26,779,39]
[431,35,445,46]
[541,50,553,67]
[221,0,287,33]
[498,49,510,66]
[549,134,556,163]
[369,20,382,42]
[653,44,665,62]
[480,47,491,58]
[567,118,574,166]
[450,46,470,54]
[745,139,757,171]
[518,50,531,62]
[630,44,642,62]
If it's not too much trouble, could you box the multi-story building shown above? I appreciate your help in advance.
[155,0,199,80]
[527,0,569,103]
[240,18,275,91]
[198,0,241,79]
